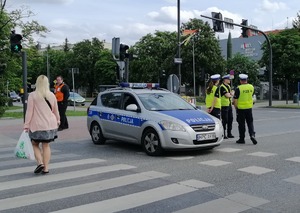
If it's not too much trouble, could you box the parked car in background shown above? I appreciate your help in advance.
[9,91,21,102]
[68,92,86,106]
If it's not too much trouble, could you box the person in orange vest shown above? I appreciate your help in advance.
[54,75,70,131]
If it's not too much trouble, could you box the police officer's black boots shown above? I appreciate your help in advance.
[236,139,245,144]
[250,135,257,145]
[227,132,234,138]
[223,131,228,139]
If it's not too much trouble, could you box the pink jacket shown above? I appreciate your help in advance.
[24,91,60,132]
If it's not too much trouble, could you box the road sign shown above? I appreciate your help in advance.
[167,74,180,93]
[174,58,182,64]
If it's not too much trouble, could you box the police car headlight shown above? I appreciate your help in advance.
[160,120,186,132]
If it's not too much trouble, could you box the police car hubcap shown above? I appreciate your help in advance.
[144,133,158,152]
[92,126,100,140]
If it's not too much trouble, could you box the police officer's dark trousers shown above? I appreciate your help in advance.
[58,101,69,129]
[221,106,234,136]
[236,108,255,139]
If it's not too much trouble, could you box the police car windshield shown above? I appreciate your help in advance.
[138,93,195,111]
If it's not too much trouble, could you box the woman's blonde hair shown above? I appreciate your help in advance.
[35,75,50,99]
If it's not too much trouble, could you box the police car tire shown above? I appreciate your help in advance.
[141,128,163,156]
[90,122,106,145]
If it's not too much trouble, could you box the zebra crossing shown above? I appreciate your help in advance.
[0,146,274,213]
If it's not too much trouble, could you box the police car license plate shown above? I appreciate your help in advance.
[196,133,216,141]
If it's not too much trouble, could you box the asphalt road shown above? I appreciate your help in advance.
[0,106,299,212]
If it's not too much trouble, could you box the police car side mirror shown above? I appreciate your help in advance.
[126,104,141,112]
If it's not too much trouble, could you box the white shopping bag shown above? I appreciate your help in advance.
[14,131,35,160]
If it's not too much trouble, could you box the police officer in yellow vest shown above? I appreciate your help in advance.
[220,74,234,139]
[233,74,257,145]
[205,74,221,119]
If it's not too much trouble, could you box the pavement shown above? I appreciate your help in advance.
[1,100,299,149]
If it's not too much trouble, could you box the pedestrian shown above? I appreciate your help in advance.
[205,74,221,119]
[24,75,60,174]
[220,74,234,139]
[233,74,257,145]
[54,75,70,131]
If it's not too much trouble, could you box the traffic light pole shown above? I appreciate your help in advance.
[22,51,28,122]
[201,14,273,107]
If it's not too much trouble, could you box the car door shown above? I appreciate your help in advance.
[100,92,124,138]
[116,93,142,143]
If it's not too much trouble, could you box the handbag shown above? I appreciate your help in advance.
[14,130,35,160]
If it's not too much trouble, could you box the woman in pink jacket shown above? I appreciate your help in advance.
[24,75,60,174]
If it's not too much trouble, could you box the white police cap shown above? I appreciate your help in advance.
[211,74,221,80]
[222,74,230,79]
[239,74,248,80]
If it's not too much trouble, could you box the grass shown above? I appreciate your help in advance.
[2,110,87,118]
[6,105,23,110]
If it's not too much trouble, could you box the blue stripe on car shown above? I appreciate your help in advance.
[88,110,146,127]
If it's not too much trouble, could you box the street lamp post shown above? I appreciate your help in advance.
[177,0,181,93]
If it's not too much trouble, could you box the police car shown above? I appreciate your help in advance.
[87,83,224,156]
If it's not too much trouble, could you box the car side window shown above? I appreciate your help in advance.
[101,92,122,109]
[90,97,97,106]
[123,93,138,110]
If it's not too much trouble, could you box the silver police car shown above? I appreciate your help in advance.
[87,83,224,156]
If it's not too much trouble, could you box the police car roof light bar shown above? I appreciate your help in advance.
[119,82,160,89]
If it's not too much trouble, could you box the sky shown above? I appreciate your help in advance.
[6,0,299,47]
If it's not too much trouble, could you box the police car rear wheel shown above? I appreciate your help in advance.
[90,122,106,145]
[142,129,163,156]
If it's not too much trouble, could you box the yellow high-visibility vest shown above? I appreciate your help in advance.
[206,85,221,109]
[237,84,254,109]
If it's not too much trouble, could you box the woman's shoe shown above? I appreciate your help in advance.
[41,170,49,174]
[34,164,44,173]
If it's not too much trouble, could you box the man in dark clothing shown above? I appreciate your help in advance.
[54,76,70,131]
[233,74,257,145]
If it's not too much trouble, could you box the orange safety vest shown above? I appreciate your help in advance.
[55,83,65,102]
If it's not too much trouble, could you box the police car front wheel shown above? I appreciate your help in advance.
[142,128,163,156]
[90,122,106,145]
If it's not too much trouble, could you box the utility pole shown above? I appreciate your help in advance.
[177,0,181,93]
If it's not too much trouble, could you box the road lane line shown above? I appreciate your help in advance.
[0,164,136,191]
[0,171,169,211]
[0,158,106,177]
[50,180,199,213]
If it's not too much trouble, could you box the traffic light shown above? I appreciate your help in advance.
[241,19,248,38]
[10,31,23,53]
[211,12,224,33]
[119,44,129,61]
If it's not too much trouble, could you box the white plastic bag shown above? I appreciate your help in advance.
[14,131,35,160]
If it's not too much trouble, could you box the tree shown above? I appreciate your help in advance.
[0,1,48,117]
[227,53,259,87]
[292,11,300,29]
[260,28,300,95]
[180,18,225,91]
[130,31,177,85]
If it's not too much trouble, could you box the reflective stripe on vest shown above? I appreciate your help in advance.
[237,84,254,109]
[205,85,221,109]
[220,84,230,107]
[55,84,64,102]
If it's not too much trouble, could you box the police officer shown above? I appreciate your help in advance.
[220,74,234,139]
[205,74,221,119]
[233,74,257,145]
[54,75,70,131]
